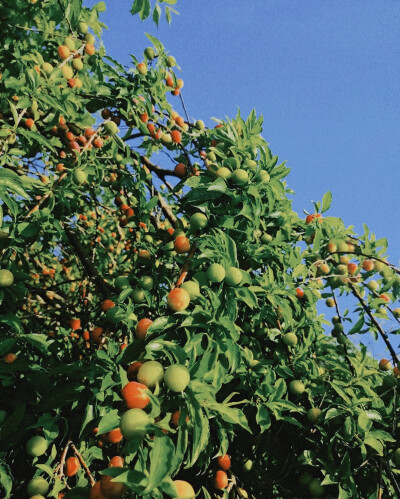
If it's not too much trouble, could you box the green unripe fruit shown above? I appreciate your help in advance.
[64,37,75,51]
[106,306,125,324]
[260,233,272,244]
[61,65,74,79]
[244,158,257,171]
[332,315,340,324]
[0,269,14,287]
[167,55,176,67]
[30,495,46,499]
[41,62,54,75]
[337,333,347,345]
[298,472,313,487]
[72,58,84,71]
[374,260,385,272]
[132,288,145,303]
[308,478,324,496]
[336,264,348,275]
[164,364,190,392]
[223,157,238,169]
[282,332,298,347]
[30,100,38,114]
[207,263,226,283]
[224,267,242,286]
[190,213,208,231]
[72,169,87,185]
[195,119,205,130]
[256,170,270,183]
[326,298,335,307]
[78,21,88,34]
[104,121,118,134]
[333,323,344,333]
[144,47,155,60]
[137,361,164,387]
[337,241,349,252]
[84,33,95,44]
[207,151,217,162]
[393,308,400,319]
[393,448,400,466]
[215,167,231,179]
[231,168,249,186]
[139,276,154,290]
[120,408,149,440]
[181,280,201,300]
[161,133,172,144]
[115,276,130,290]
[289,380,305,395]
[27,477,49,496]
[307,408,322,424]
[242,459,253,472]
[26,436,47,457]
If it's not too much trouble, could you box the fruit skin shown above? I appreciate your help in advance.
[101,299,115,312]
[214,470,228,489]
[207,263,226,283]
[104,121,118,134]
[224,267,242,286]
[0,269,14,287]
[379,358,392,371]
[100,474,126,498]
[89,481,105,499]
[144,47,155,60]
[137,360,164,387]
[180,280,200,300]
[27,477,49,496]
[282,332,298,347]
[309,478,324,496]
[108,456,124,468]
[78,21,88,34]
[326,298,335,307]
[105,428,123,444]
[367,280,378,292]
[137,62,147,75]
[195,119,205,130]
[41,62,54,75]
[172,480,195,498]
[72,169,87,185]
[164,364,190,392]
[120,408,149,440]
[58,45,71,59]
[362,259,374,271]
[242,459,253,472]
[260,233,272,244]
[231,168,249,186]
[139,276,154,290]
[26,435,47,457]
[132,288,145,303]
[289,380,305,395]
[307,408,322,424]
[167,288,190,312]
[136,318,153,340]
[190,213,208,230]
[114,276,130,290]
[174,235,190,254]
[121,381,150,409]
[216,454,231,471]
[65,456,80,477]
[393,308,400,318]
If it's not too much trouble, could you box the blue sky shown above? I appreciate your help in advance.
[85,0,400,359]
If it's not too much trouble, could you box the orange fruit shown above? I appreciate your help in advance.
[108,456,124,468]
[214,470,228,489]
[105,428,123,444]
[58,45,70,59]
[174,235,190,254]
[167,288,190,312]
[101,299,115,312]
[121,381,150,409]
[217,454,231,471]
[65,456,80,477]
[136,318,153,340]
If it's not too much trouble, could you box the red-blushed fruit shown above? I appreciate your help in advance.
[127,361,143,381]
[69,318,81,330]
[121,381,150,409]
[85,43,95,55]
[3,353,17,364]
[25,118,35,129]
[171,130,182,144]
[174,235,190,254]
[347,262,358,275]
[327,241,337,253]
[101,299,115,312]
[379,358,392,371]
[85,127,96,139]
[65,456,80,477]
[100,475,126,498]
[393,367,400,377]
[171,410,189,427]
[214,470,228,489]
[58,45,70,59]
[167,288,190,312]
[217,454,231,471]
[379,294,390,302]
[91,327,103,344]
[296,287,305,299]
[137,62,147,75]
[108,456,124,468]
[136,318,153,340]
[105,427,123,444]
[174,163,187,178]
[89,481,106,499]
[93,137,103,148]
[362,259,374,271]
[172,480,195,498]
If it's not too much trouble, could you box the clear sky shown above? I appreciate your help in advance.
[85,0,400,358]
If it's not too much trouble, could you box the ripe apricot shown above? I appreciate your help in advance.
[327,241,337,253]
[167,288,190,312]
[3,353,17,364]
[379,294,390,302]
[214,470,228,489]
[217,454,231,471]
[69,318,81,330]
[85,43,95,55]
[93,137,103,148]
[108,456,124,468]
[347,263,358,275]
[362,259,374,271]
[137,62,147,75]
[171,410,189,427]
[58,45,70,59]
[379,358,392,371]
[106,427,123,444]
[296,287,305,299]
[136,318,153,340]
[100,475,126,498]
[25,118,34,129]
[121,381,150,409]
[174,235,190,254]
[127,361,143,381]
[171,130,182,144]
[65,456,80,477]
[172,480,195,499]
[101,299,115,312]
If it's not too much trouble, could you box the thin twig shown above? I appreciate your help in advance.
[174,243,197,288]
[70,442,95,486]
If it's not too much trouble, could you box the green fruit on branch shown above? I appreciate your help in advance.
[132,288,145,303]
[307,408,322,424]
[164,364,190,392]
[282,332,298,346]
[144,47,155,60]
[26,435,47,457]
[139,275,154,290]
[180,280,201,300]
[231,168,249,186]
[114,275,130,290]
[27,477,49,496]
[104,121,119,134]
[224,267,242,286]
[207,263,226,283]
[137,361,164,387]
[289,380,305,395]
[0,269,14,287]
[120,408,150,440]
[260,233,272,244]
[72,169,87,185]
[190,213,208,231]
[215,167,231,179]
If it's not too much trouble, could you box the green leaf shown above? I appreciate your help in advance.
[321,191,332,213]
[206,401,251,432]
[97,410,120,435]
[19,129,56,152]
[364,436,384,455]
[143,433,175,494]
[0,465,12,498]
[131,0,144,16]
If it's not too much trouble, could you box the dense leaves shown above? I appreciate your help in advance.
[0,1,399,498]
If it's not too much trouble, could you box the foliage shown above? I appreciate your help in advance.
[0,1,399,498]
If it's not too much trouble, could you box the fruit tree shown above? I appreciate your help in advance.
[0,1,400,498]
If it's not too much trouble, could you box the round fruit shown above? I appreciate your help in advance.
[174,235,190,254]
[216,454,231,471]
[78,21,88,33]
[308,478,324,496]
[121,381,150,409]
[85,33,95,44]
[195,120,205,130]
[215,167,231,179]
[65,456,80,477]
[26,435,47,457]
[282,332,298,347]
[167,55,176,67]
[105,428,123,444]
[260,233,272,244]
[144,47,155,60]
[379,358,392,371]
[224,267,242,286]
[108,456,124,468]
[120,408,149,440]
[164,364,190,392]
[72,169,87,185]
[367,280,378,292]
[326,298,335,307]
[106,306,125,324]
[115,276,130,290]
[137,361,164,387]
[231,168,249,186]
[136,318,153,340]
[61,65,73,79]
[180,280,200,301]
[393,308,400,318]
[244,158,257,171]
[100,474,126,498]
[214,470,228,490]
[289,380,305,395]
[132,288,145,303]
[58,45,71,59]
[207,263,226,283]
[172,480,195,499]
[104,121,118,135]
[190,213,208,231]
[139,276,154,290]
[307,408,322,424]
[27,477,49,496]
[167,288,190,312]
[0,269,14,287]
[72,58,84,71]
[242,459,253,472]
[101,299,114,312]
[256,170,270,183]
[41,62,54,75]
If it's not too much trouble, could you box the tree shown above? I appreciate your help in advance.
[0,1,399,498]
